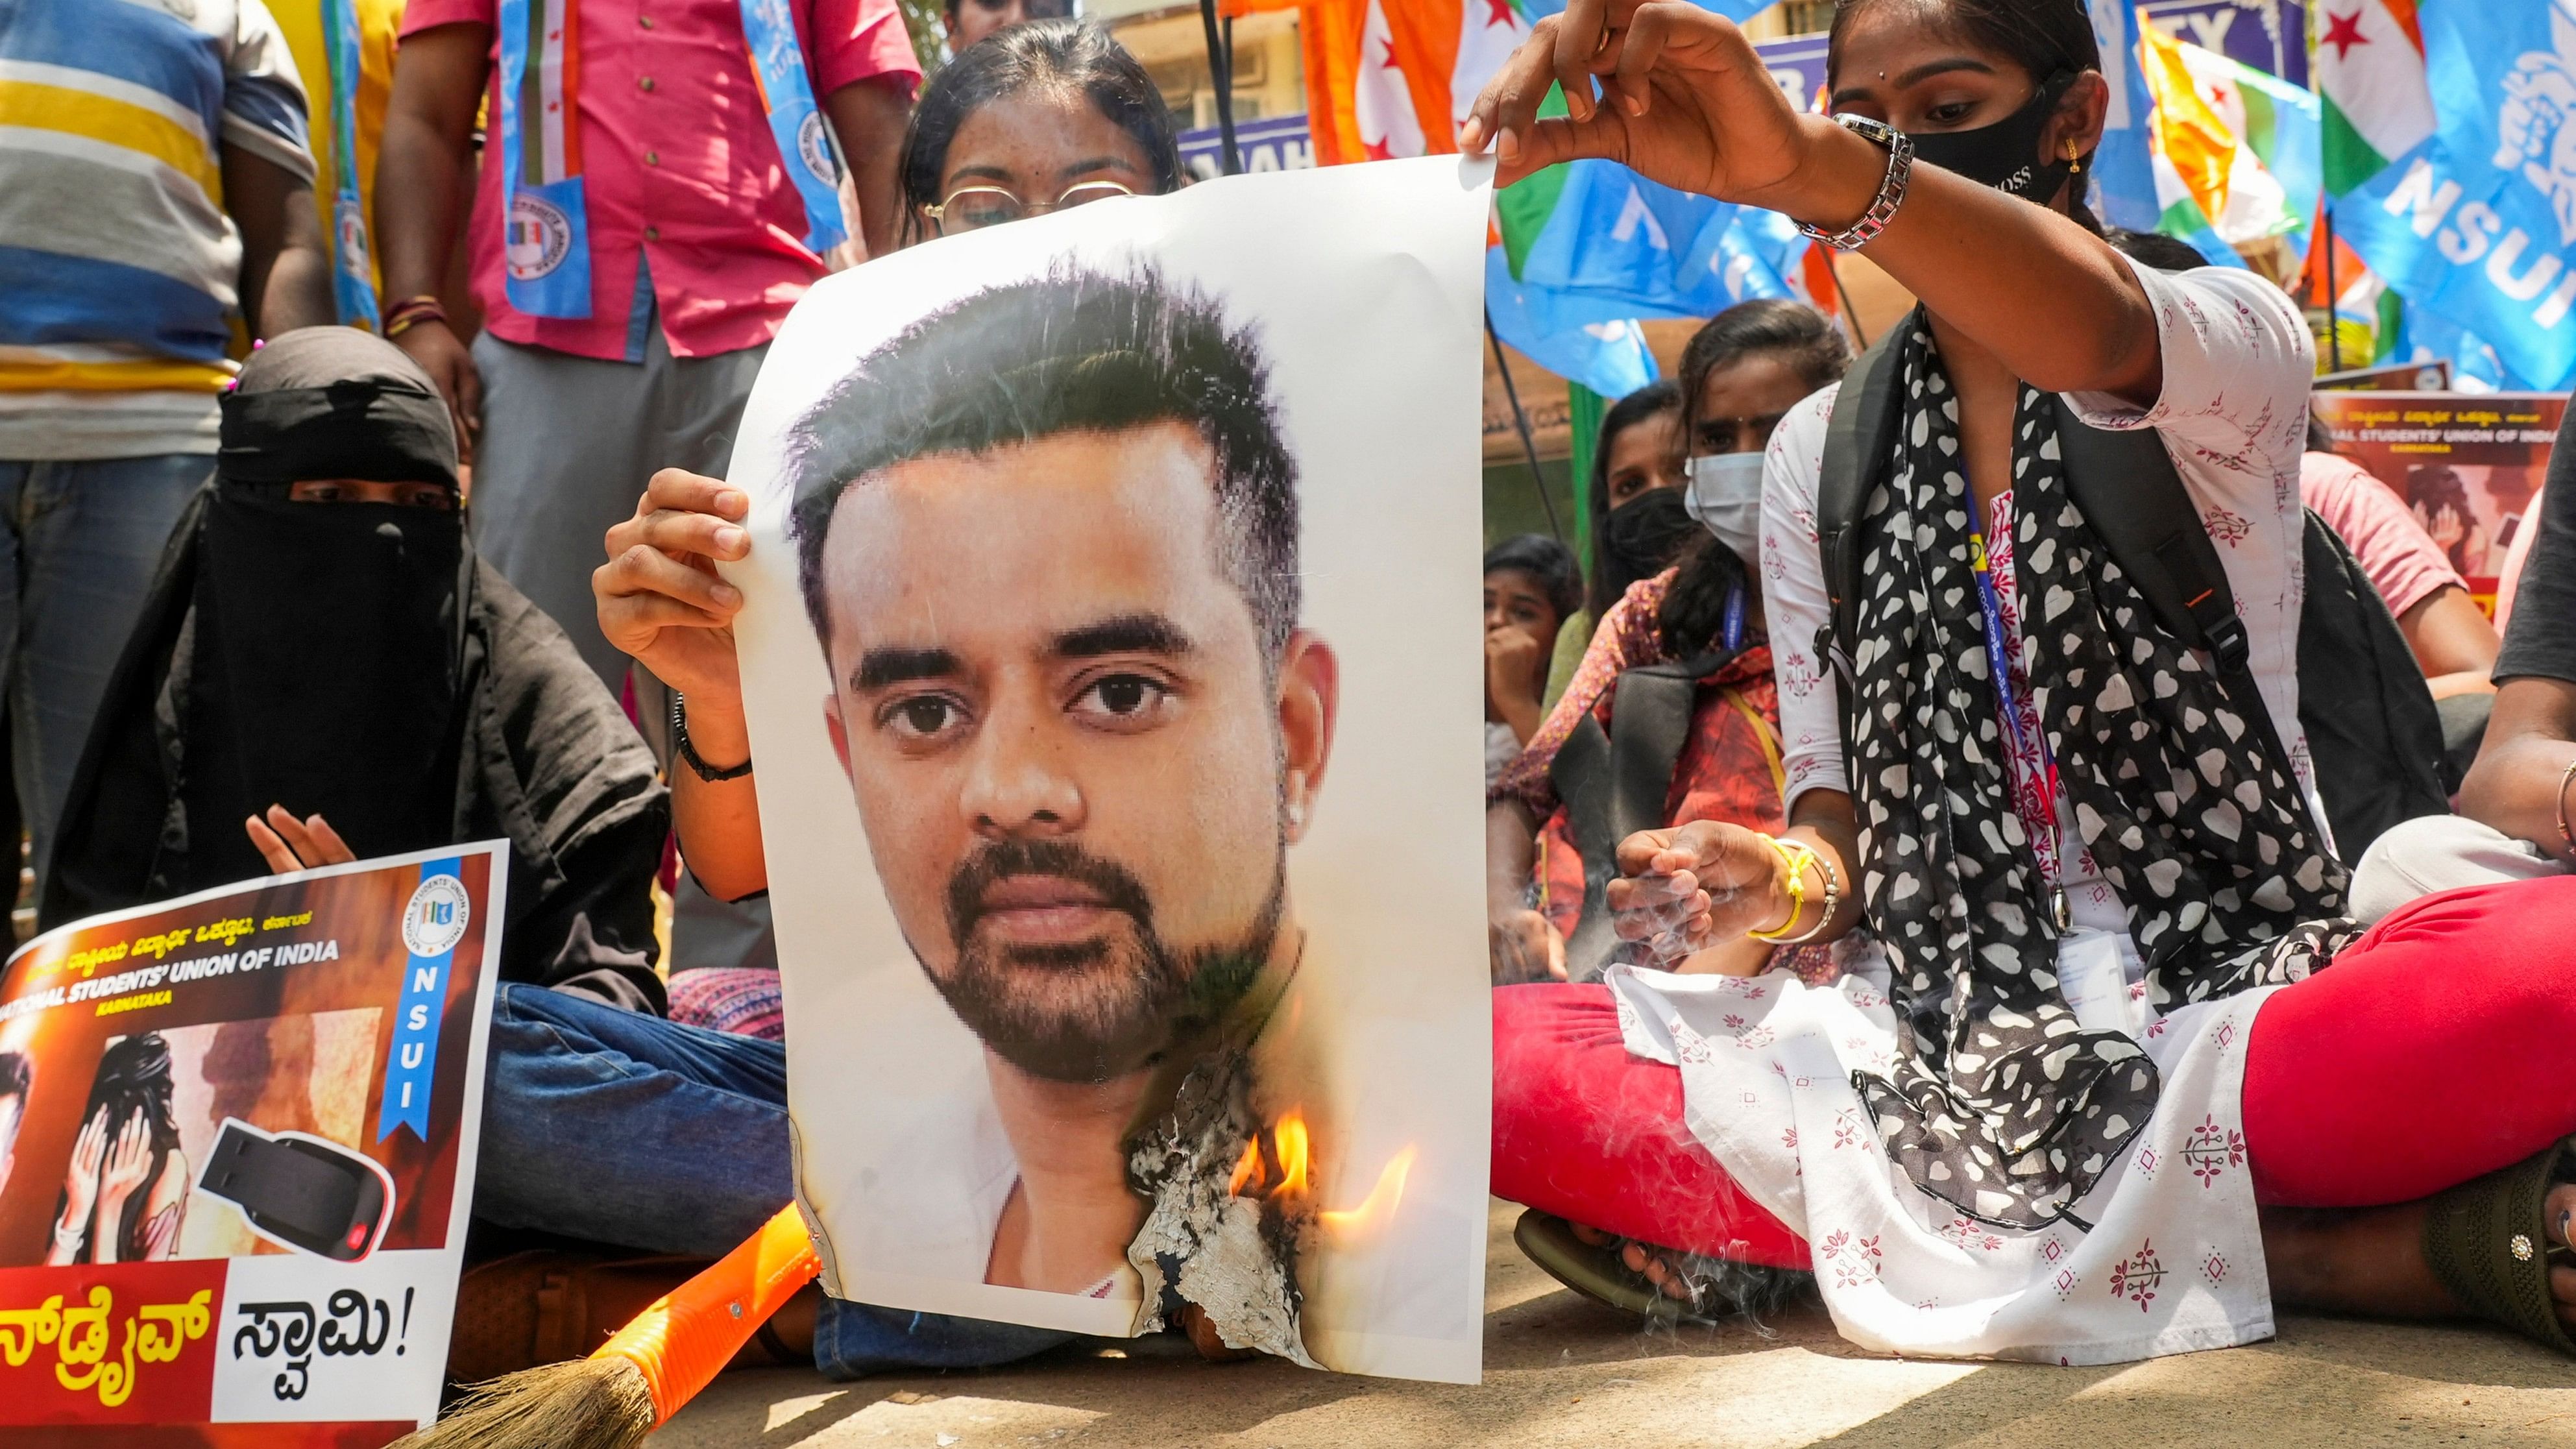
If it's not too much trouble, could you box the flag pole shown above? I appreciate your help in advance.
[1485,310,1564,541]
[2321,204,2342,373]
[1198,0,1241,176]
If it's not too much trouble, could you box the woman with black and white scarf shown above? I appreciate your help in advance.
[1473,0,2576,1363]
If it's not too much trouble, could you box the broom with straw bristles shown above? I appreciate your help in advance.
[395,1204,821,1449]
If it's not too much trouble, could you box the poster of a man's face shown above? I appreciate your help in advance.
[794,268,1326,1101]
[729,157,1491,1382]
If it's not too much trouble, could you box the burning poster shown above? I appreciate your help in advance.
[726,156,1493,1382]
[2311,390,2568,615]
[0,844,506,1443]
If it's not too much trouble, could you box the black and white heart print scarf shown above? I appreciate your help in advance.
[1840,325,2362,1230]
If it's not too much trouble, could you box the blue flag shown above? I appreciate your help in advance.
[1486,248,1659,399]
[2331,3,2576,389]
[2087,0,2162,232]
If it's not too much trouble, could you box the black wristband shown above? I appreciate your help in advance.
[671,691,754,782]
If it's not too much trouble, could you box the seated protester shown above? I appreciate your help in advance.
[2302,415,2500,788]
[2352,404,2576,919]
[41,328,666,1011]
[1470,0,2576,1357]
[1485,534,1582,788]
[1538,380,1688,708]
[2298,416,2499,700]
[1488,300,1848,985]
[471,18,1196,1379]
[2495,483,2542,635]
[2106,229,2461,842]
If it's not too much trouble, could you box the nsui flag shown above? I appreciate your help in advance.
[2327,1,2576,388]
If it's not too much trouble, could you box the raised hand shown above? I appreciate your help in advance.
[1458,0,1830,213]
[1485,624,1549,742]
[1605,819,1794,957]
[596,468,751,714]
[245,806,356,873]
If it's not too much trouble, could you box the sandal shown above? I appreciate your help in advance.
[2421,1135,2576,1356]
[1513,1210,1711,1325]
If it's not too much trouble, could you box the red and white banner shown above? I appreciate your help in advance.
[0,845,506,1444]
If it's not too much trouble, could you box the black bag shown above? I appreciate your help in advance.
[1812,315,2448,862]
[1548,647,1740,982]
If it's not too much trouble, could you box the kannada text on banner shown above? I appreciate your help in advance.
[0,844,507,1444]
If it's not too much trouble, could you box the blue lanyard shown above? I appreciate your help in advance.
[1967,528,2072,928]
[1722,583,1745,652]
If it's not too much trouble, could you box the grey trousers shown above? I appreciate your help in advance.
[2349,812,2571,924]
[469,329,768,690]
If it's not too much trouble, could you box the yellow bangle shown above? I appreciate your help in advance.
[1747,836,1817,943]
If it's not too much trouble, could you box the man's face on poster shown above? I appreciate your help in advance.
[816,420,1331,1082]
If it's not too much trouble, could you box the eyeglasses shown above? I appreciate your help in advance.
[923,180,1137,235]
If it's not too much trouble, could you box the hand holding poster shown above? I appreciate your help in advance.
[725,155,1494,1382]
[0,844,506,1442]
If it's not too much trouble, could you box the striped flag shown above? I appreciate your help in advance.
[2139,23,2248,267]
[2176,40,2323,263]
[2315,0,2437,195]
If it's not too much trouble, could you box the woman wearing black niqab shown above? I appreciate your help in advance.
[44,328,669,1010]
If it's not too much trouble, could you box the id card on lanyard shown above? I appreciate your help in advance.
[1967,526,2071,931]
[1970,528,2139,1036]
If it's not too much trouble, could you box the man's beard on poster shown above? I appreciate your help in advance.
[931,833,1285,1084]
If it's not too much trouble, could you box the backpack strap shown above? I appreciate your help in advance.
[1816,315,1915,664]
[2045,398,2250,674]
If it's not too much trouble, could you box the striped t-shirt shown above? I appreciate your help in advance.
[0,0,317,459]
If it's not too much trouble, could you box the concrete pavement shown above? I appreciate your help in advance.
[651,1201,2576,1448]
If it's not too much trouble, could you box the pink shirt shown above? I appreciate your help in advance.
[2300,450,2465,620]
[400,0,919,360]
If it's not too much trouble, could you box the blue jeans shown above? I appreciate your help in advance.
[0,455,212,883]
[477,983,1075,1378]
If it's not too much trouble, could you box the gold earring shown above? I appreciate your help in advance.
[2065,140,2083,175]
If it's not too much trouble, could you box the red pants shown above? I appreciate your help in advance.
[1492,877,2576,1267]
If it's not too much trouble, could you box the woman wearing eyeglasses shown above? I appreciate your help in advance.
[901,19,1182,243]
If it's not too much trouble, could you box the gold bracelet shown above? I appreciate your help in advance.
[1747,836,1817,943]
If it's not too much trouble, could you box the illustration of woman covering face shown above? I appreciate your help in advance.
[2407,465,2491,578]
[46,1033,189,1265]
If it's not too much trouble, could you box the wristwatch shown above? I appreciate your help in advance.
[671,691,755,783]
[1797,114,1913,252]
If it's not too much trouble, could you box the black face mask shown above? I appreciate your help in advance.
[1601,485,1700,596]
[1907,70,2080,203]
[178,488,466,883]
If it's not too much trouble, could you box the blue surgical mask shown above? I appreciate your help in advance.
[1683,452,1765,565]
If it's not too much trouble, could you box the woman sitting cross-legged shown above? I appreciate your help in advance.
[1470,0,2576,1358]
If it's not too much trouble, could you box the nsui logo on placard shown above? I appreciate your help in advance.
[402,875,470,958]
